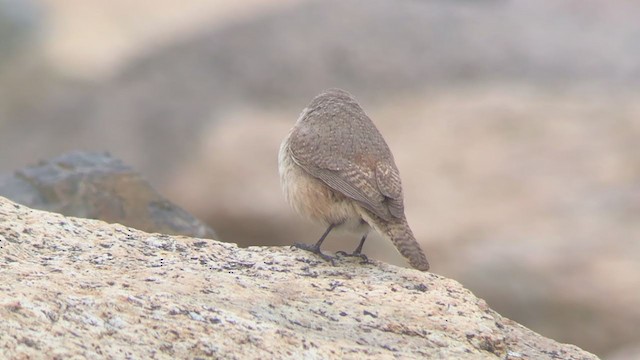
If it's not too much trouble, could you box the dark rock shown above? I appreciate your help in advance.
[0,151,216,239]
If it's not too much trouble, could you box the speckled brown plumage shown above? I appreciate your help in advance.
[279,88,430,271]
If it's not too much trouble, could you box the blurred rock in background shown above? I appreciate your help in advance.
[0,0,41,65]
[0,152,216,239]
[0,0,639,358]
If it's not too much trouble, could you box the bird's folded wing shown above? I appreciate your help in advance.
[375,162,405,218]
[290,147,396,221]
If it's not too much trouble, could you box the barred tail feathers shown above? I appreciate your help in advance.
[366,215,430,271]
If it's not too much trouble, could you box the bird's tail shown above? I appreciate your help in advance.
[377,218,430,271]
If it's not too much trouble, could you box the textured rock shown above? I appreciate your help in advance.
[0,152,216,239]
[0,197,597,359]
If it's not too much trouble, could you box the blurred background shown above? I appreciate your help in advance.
[1,0,639,358]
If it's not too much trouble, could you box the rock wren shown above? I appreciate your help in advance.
[279,88,430,271]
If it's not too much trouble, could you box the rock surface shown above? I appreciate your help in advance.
[0,197,597,359]
[0,152,216,239]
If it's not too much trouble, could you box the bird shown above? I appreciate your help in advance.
[278,88,430,271]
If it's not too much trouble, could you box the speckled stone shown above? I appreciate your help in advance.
[0,196,598,360]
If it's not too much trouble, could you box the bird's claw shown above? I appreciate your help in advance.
[293,243,336,265]
[335,251,370,265]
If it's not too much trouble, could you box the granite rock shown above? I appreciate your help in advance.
[0,197,597,359]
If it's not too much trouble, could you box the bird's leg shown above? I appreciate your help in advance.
[352,233,367,255]
[293,224,336,263]
[336,233,370,264]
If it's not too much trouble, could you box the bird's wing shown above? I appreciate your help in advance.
[288,115,403,221]
[375,161,405,218]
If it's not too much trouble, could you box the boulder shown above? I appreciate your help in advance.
[0,197,598,359]
[0,152,216,239]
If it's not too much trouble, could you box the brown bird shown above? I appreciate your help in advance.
[278,88,430,271]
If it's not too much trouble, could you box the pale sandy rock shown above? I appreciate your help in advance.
[0,197,597,359]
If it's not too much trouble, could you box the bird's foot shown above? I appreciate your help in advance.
[292,243,336,265]
[335,251,369,264]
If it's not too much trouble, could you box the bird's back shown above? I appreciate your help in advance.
[288,89,405,221]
